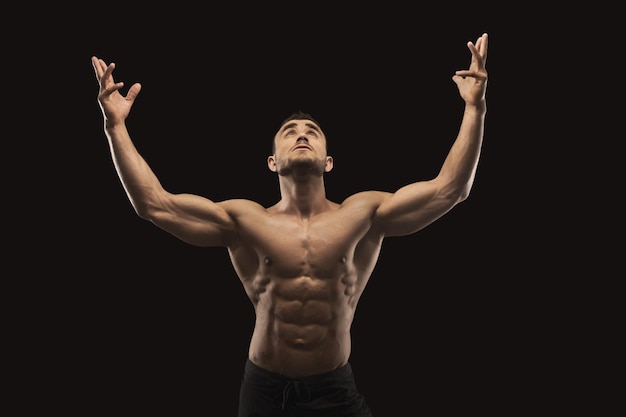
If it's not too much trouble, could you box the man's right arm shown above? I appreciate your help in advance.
[92,56,235,247]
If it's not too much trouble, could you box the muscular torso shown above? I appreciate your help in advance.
[224,193,386,378]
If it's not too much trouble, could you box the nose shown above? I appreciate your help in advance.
[296,136,308,143]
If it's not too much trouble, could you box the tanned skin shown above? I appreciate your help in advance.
[91,33,488,379]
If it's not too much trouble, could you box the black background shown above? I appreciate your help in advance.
[7,4,617,416]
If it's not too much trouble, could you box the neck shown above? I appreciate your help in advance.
[276,175,329,218]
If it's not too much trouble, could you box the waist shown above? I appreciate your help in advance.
[244,359,353,386]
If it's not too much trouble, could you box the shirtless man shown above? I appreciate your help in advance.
[92,32,488,417]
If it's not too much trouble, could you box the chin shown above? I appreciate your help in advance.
[279,160,325,177]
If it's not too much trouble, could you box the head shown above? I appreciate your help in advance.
[268,111,333,178]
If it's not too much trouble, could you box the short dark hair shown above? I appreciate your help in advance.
[273,111,324,153]
[279,110,321,130]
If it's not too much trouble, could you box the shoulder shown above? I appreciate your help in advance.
[334,191,392,221]
[341,190,392,208]
[218,198,268,218]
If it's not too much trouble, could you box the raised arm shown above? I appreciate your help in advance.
[374,33,489,237]
[91,56,235,247]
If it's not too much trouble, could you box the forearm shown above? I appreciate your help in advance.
[438,101,486,199]
[105,121,166,218]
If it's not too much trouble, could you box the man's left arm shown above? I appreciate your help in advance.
[374,33,489,237]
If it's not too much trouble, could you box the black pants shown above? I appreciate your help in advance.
[238,359,373,417]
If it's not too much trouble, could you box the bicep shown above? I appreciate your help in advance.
[148,192,236,247]
[373,179,458,237]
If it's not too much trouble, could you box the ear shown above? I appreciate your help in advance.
[324,156,334,172]
[267,155,277,172]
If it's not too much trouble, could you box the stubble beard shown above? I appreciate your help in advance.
[277,157,325,178]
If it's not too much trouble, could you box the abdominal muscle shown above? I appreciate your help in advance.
[247,272,357,378]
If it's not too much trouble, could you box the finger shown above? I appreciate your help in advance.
[477,33,488,65]
[92,57,115,86]
[125,83,142,101]
[91,56,105,80]
[454,70,487,82]
[102,62,115,80]
[101,81,125,98]
[471,34,487,66]
[98,62,119,90]
[467,41,486,71]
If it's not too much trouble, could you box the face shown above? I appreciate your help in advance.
[268,119,333,177]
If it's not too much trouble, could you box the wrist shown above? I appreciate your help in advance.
[465,100,486,115]
[104,118,127,131]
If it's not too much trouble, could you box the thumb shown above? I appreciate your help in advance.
[126,83,142,102]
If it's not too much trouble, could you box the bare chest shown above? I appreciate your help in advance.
[241,211,372,278]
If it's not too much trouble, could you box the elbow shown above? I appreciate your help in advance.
[457,184,473,203]
[455,180,476,203]
[442,180,474,206]
[130,198,158,221]
[134,205,151,220]
[446,173,477,204]
[128,188,169,221]
[439,165,479,205]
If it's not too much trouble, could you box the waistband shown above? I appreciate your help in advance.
[244,359,353,385]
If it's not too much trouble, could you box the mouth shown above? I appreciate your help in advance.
[293,145,312,151]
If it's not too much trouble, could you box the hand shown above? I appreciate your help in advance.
[452,33,488,107]
[91,56,142,126]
